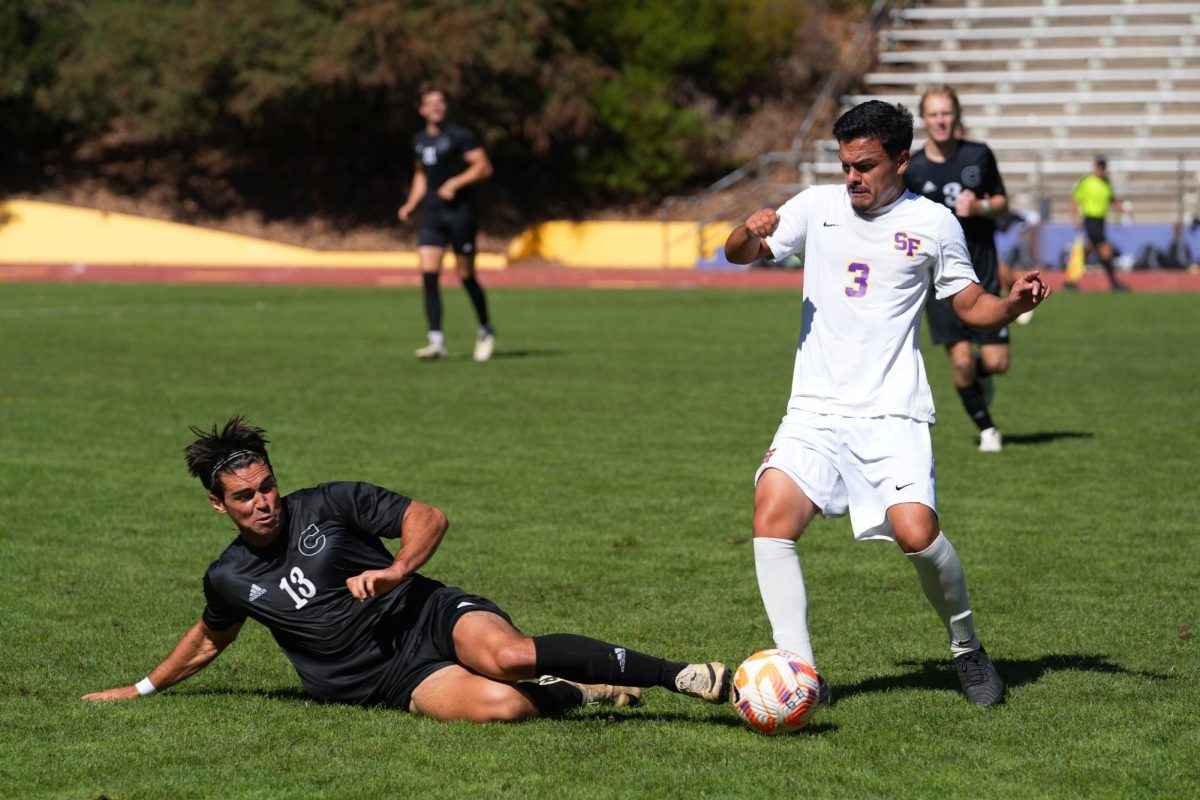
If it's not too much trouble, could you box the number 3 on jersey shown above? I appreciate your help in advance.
[845,262,870,297]
[279,566,316,609]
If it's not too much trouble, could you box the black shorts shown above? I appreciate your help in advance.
[1083,216,1107,246]
[417,202,478,255]
[926,240,1009,346]
[373,582,513,711]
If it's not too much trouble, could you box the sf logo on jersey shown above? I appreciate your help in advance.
[894,232,922,257]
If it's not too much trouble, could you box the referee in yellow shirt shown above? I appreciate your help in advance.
[1070,155,1129,292]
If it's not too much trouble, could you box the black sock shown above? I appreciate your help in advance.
[533,633,686,691]
[973,352,991,379]
[957,382,995,431]
[1099,257,1120,286]
[516,680,583,718]
[422,272,442,332]
[461,276,491,329]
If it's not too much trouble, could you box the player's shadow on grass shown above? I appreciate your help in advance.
[835,653,1170,701]
[557,708,838,735]
[438,348,567,360]
[1001,431,1094,446]
[489,348,567,360]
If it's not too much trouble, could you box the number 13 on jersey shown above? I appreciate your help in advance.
[280,566,316,609]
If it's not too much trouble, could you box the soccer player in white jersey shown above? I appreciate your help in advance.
[724,101,1050,707]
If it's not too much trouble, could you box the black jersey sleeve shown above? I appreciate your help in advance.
[320,482,412,540]
[979,144,1007,198]
[449,124,482,153]
[202,569,248,631]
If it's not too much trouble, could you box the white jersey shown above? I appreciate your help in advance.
[764,184,977,422]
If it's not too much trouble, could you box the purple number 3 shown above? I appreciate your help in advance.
[845,262,869,297]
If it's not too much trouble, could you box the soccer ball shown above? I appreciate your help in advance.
[730,649,822,735]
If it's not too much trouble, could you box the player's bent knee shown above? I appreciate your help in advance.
[476,684,537,723]
[985,355,1010,375]
[488,642,535,680]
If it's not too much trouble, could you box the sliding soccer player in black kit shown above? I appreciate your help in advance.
[83,417,729,722]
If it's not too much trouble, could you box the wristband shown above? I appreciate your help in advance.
[980,198,991,213]
[135,677,157,696]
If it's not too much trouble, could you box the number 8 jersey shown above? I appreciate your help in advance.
[764,185,977,423]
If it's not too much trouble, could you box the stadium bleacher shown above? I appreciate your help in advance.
[830,0,1200,231]
[663,0,1199,269]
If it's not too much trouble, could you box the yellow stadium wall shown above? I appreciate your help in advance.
[0,200,506,270]
[0,200,733,270]
[507,220,735,269]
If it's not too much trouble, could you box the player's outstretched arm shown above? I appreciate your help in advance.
[951,271,1051,332]
[346,500,449,602]
[724,208,779,264]
[82,618,242,702]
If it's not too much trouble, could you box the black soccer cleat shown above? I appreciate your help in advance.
[954,646,1005,706]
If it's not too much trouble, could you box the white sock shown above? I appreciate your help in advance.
[753,537,815,667]
[428,330,445,346]
[906,532,980,657]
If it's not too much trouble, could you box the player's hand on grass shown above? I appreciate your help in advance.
[745,208,781,239]
[82,685,141,702]
[1007,270,1051,314]
[347,567,405,602]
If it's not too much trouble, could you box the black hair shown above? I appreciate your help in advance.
[184,415,272,497]
[832,100,914,159]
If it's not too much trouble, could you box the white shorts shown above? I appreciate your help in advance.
[754,410,938,541]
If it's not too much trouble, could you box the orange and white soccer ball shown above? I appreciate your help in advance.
[730,649,822,735]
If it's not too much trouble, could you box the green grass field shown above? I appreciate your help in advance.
[2,281,1197,799]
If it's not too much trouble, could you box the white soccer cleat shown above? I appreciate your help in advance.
[537,675,641,707]
[473,332,495,362]
[415,342,448,360]
[978,427,1003,453]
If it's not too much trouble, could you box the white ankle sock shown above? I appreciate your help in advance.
[753,537,815,667]
[906,532,980,657]
[428,330,445,345]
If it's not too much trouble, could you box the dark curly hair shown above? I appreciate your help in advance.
[184,415,272,498]
[832,100,914,160]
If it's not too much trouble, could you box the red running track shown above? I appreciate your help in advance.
[1,261,1198,291]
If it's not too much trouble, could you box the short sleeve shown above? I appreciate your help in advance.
[202,570,247,631]
[453,125,482,153]
[981,145,1006,197]
[933,212,979,300]
[321,482,412,540]
[763,189,814,262]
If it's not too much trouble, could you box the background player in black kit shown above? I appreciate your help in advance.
[905,86,1011,453]
[398,85,496,362]
[83,416,730,721]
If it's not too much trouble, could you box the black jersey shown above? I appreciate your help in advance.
[905,140,1006,252]
[201,481,445,704]
[412,123,481,209]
